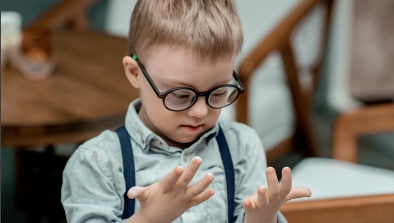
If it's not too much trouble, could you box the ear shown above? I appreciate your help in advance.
[123,56,141,89]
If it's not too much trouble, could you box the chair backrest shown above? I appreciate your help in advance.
[235,0,335,162]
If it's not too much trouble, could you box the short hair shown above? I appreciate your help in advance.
[128,0,243,61]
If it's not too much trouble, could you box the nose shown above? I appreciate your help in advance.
[187,96,208,118]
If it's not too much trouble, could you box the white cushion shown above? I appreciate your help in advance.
[291,157,394,201]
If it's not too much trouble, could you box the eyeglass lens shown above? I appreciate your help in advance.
[164,86,239,111]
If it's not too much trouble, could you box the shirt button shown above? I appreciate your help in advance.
[159,141,163,146]
[183,154,188,162]
[141,138,145,144]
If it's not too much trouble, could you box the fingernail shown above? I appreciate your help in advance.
[259,186,266,192]
[194,156,202,162]
[283,166,291,171]
[193,156,203,165]
[267,167,275,175]
[127,186,143,198]
[306,188,312,197]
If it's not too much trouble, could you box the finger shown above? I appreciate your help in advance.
[257,186,269,208]
[159,166,184,192]
[127,186,145,199]
[186,173,214,198]
[188,188,215,207]
[279,167,292,196]
[266,167,280,200]
[243,195,257,212]
[177,156,203,188]
[285,187,312,202]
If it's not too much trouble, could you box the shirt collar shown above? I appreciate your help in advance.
[125,98,220,153]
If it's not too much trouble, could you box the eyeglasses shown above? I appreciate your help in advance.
[133,54,244,112]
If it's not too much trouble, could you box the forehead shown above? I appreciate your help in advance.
[143,45,235,89]
[145,44,235,73]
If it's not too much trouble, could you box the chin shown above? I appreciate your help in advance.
[175,136,198,144]
[167,134,201,148]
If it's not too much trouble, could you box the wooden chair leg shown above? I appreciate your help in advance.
[332,103,394,162]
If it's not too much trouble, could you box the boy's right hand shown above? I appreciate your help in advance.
[126,156,215,223]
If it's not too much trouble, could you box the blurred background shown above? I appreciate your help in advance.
[2,0,394,222]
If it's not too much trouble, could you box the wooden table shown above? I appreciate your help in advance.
[1,30,139,147]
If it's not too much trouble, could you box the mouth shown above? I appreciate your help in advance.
[180,124,203,133]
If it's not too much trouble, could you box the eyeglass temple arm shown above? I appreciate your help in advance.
[131,54,164,98]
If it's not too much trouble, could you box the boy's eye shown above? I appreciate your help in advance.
[169,90,193,99]
[173,93,190,98]
[212,90,228,97]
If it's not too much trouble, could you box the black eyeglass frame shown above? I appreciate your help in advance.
[134,56,245,112]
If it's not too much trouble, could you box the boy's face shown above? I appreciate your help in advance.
[124,45,236,148]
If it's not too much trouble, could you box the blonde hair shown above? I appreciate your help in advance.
[128,0,243,61]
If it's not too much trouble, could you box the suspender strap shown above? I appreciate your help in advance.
[117,126,235,222]
[216,126,235,223]
[116,126,136,219]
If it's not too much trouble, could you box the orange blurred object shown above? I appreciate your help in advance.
[16,27,56,80]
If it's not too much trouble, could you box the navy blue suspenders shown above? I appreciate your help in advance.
[116,126,136,219]
[116,126,235,222]
[216,126,235,223]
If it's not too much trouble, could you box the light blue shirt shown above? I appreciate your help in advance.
[61,99,287,223]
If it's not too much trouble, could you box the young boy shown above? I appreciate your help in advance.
[61,0,311,222]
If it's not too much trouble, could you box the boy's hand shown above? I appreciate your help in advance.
[243,167,311,223]
[126,156,215,223]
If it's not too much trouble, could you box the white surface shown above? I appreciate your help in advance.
[1,11,22,68]
[291,157,394,201]
[1,11,22,42]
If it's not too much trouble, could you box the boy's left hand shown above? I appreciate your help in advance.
[243,167,311,223]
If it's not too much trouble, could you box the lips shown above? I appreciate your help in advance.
[180,124,203,133]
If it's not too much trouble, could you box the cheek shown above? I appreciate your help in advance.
[143,93,178,123]
[207,109,221,124]
[147,106,182,137]
[139,81,164,110]
[193,108,221,131]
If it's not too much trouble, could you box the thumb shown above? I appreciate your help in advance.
[127,186,145,199]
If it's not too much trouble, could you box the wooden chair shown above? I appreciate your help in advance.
[235,0,394,222]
